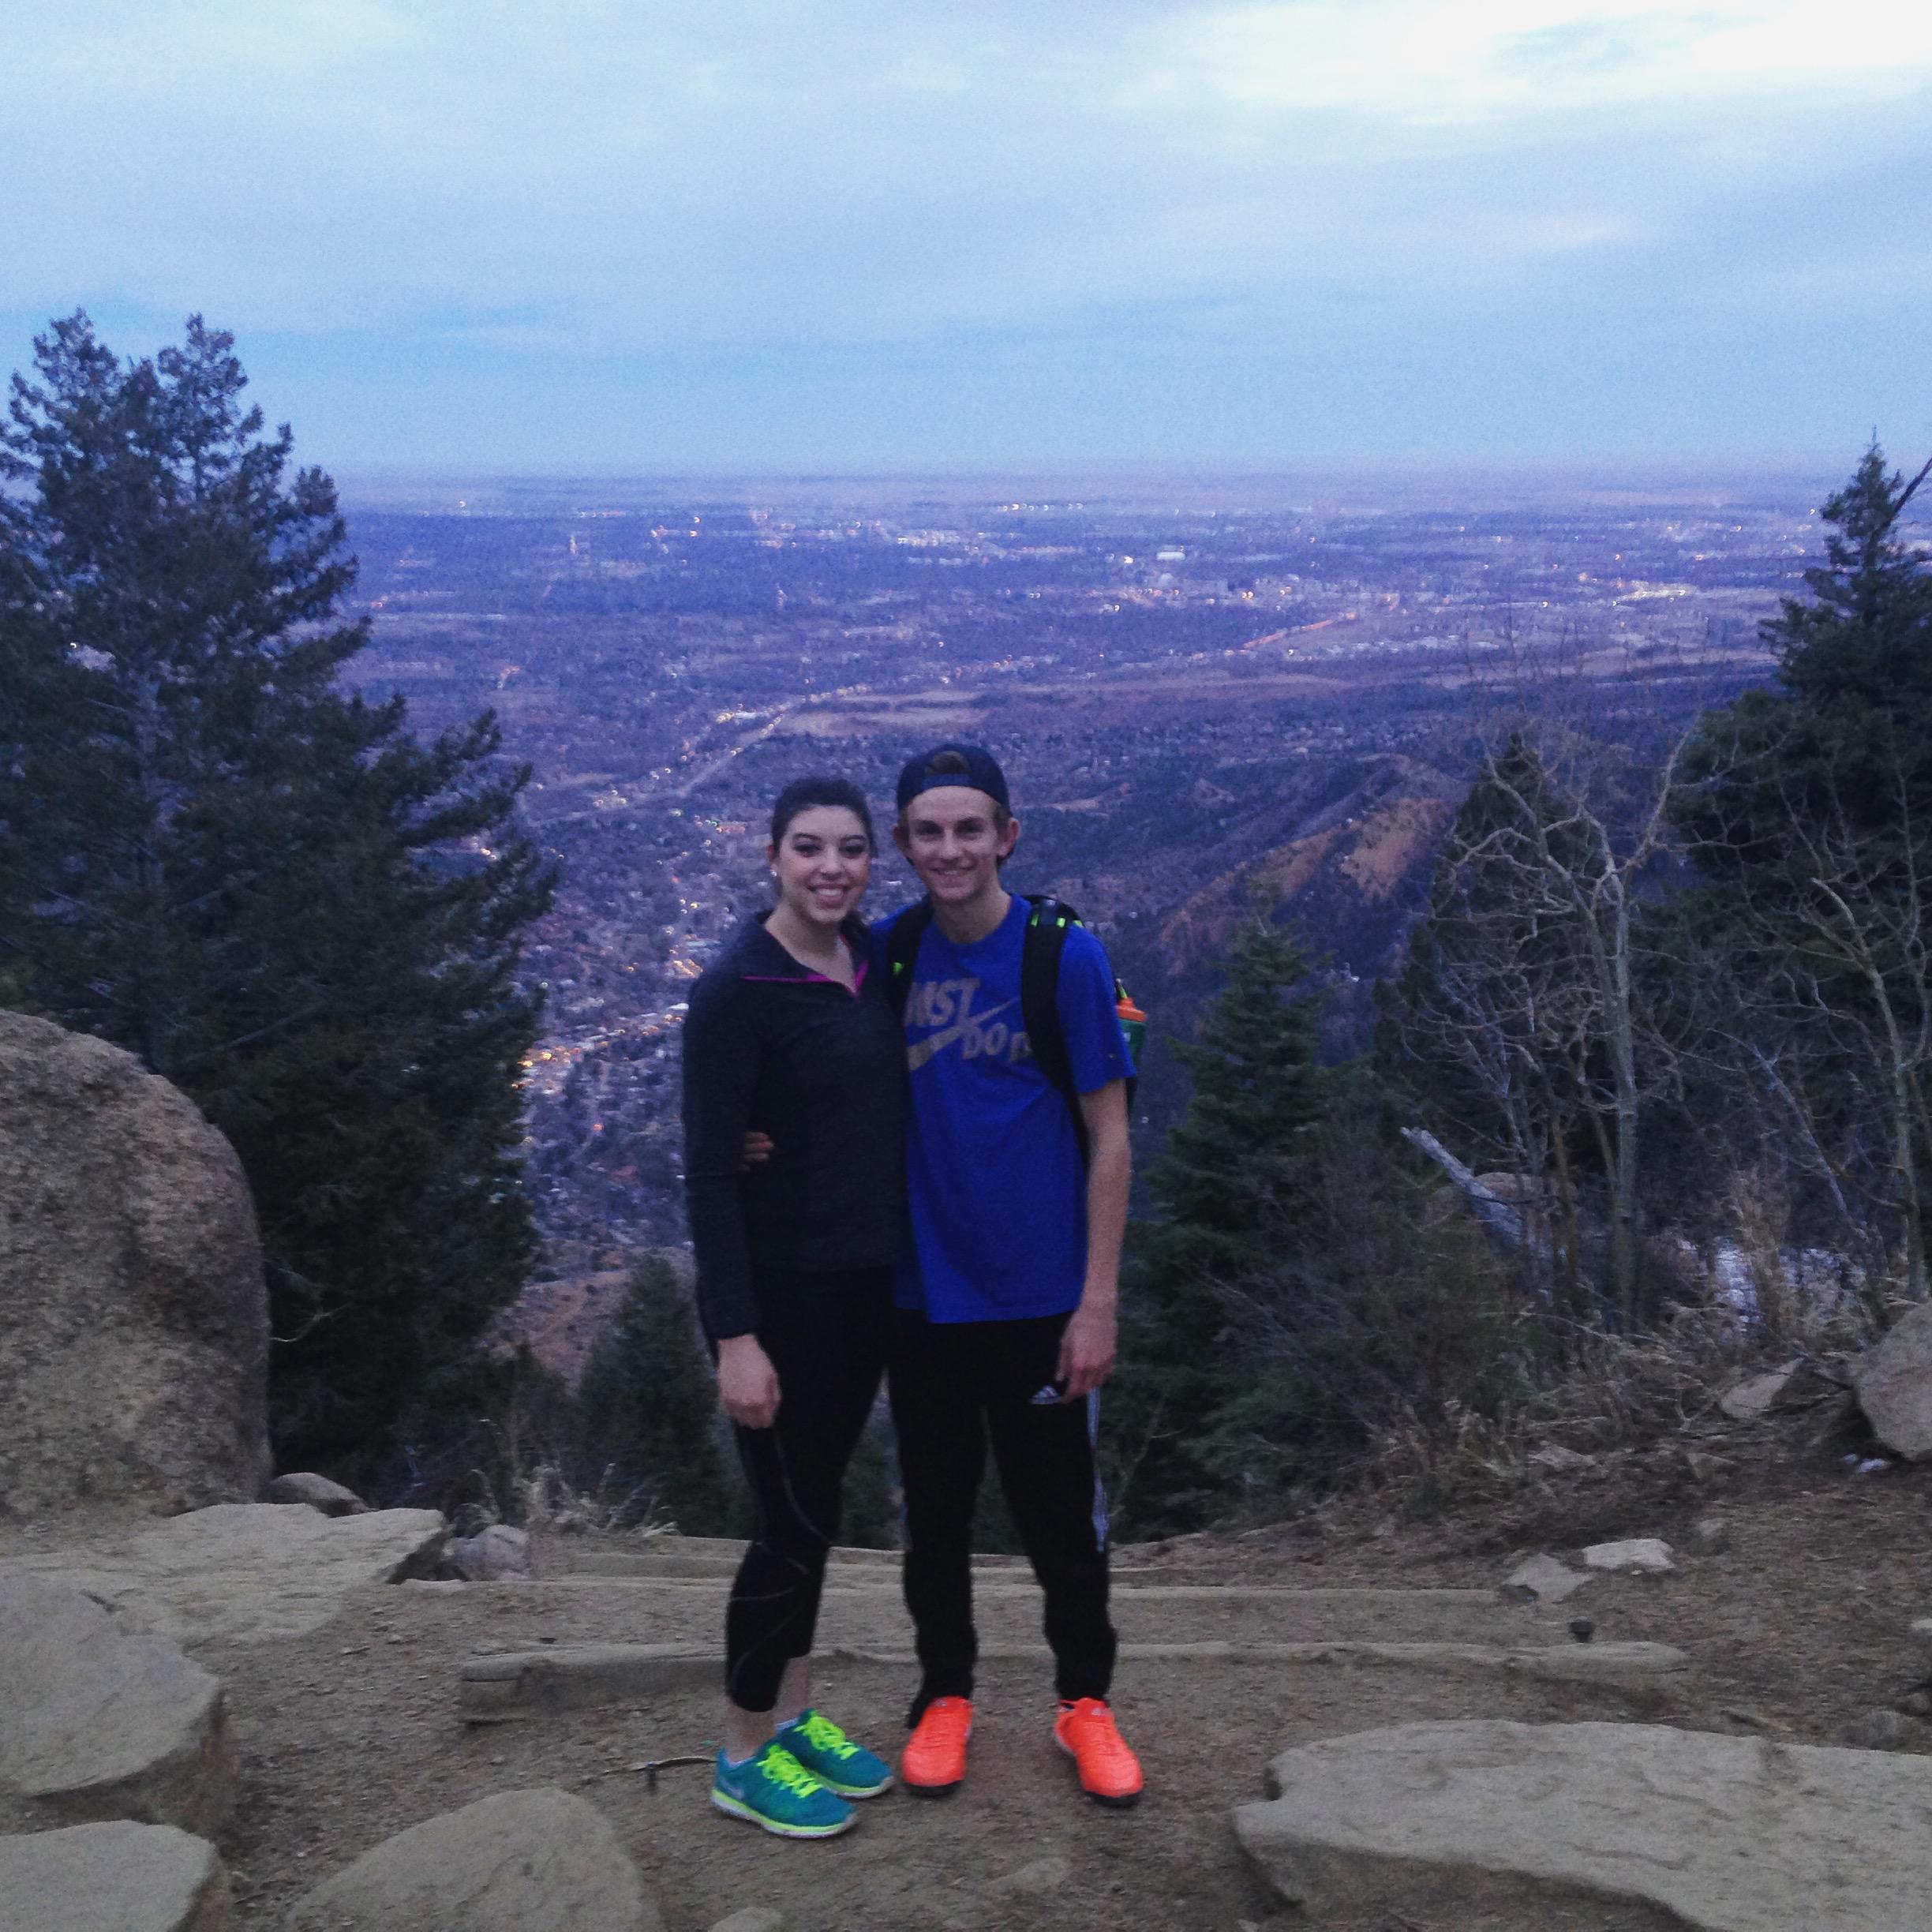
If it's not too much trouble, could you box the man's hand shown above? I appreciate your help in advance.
[717,1333,781,1428]
[1056,1299,1117,1401]
[739,1131,774,1173]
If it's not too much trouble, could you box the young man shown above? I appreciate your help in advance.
[880,743,1144,1808]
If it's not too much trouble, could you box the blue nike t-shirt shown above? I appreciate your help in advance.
[874,895,1135,1324]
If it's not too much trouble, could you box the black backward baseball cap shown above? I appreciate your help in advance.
[895,743,1011,814]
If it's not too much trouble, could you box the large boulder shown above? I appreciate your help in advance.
[0,1012,270,1518]
[0,1503,446,1647]
[1854,1301,1932,1460]
[0,1821,230,1932]
[1235,1718,1932,1930]
[0,1576,234,1832]
[283,1787,661,1932]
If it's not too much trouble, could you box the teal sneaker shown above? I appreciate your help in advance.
[777,1708,895,1798]
[712,1742,856,1839]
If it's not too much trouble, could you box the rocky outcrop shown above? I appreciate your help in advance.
[282,1788,661,1932]
[0,1577,234,1833]
[0,1821,230,1932]
[0,1503,446,1647]
[0,1012,269,1518]
[1854,1302,1932,1460]
[1235,1719,1932,1930]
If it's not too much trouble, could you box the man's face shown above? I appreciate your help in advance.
[893,785,1020,908]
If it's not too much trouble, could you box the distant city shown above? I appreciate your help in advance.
[339,470,1823,1297]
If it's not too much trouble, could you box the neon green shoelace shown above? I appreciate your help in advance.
[796,1712,859,1761]
[758,1747,825,1796]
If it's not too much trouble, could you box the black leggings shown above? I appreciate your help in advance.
[724,1266,892,1713]
[889,1307,1117,1721]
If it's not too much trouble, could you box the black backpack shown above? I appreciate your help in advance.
[882,893,1137,1160]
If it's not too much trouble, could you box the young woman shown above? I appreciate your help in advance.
[680,775,904,1840]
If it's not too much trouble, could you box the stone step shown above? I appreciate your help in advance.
[459,1638,1686,1722]
[452,1577,1522,1653]
[554,1550,1028,1582]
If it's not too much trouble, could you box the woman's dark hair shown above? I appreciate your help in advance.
[769,774,876,850]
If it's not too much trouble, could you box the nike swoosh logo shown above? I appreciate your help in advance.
[905,996,1017,1071]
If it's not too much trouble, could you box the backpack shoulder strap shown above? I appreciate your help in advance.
[882,900,934,1020]
[1020,894,1084,1138]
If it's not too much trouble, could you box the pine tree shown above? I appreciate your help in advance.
[1112,916,1331,1530]
[1682,446,1932,864]
[0,313,553,1475]
[573,1256,733,1533]
[1676,446,1932,1297]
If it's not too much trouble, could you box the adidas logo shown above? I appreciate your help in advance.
[1028,1383,1061,1406]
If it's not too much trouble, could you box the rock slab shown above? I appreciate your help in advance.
[0,1503,446,1647]
[1855,1302,1932,1460]
[0,1577,234,1832]
[0,1821,230,1932]
[0,1011,270,1518]
[1501,1553,1591,1604]
[1235,1718,1932,1930]
[283,1787,661,1932]
[1582,1537,1674,1574]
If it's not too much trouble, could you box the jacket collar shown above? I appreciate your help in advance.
[731,911,871,987]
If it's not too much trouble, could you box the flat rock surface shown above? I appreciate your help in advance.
[0,1576,234,1832]
[282,1786,661,1932]
[1236,1718,1932,1930]
[0,1821,230,1932]
[0,1503,445,1647]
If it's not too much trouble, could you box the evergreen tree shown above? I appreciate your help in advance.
[0,313,552,1475]
[1681,447,1932,866]
[573,1256,733,1533]
[1112,916,1331,1530]
[1676,446,1932,1296]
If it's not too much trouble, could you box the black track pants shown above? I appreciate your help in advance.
[724,1267,892,1713]
[888,1307,1117,1720]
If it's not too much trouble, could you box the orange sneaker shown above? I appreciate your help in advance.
[1054,1698,1144,1807]
[901,1695,972,1798]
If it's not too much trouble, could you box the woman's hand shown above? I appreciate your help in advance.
[717,1333,781,1429]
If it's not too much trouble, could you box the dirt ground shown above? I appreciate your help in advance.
[197,1433,1932,1932]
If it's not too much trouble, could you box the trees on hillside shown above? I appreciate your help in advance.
[1383,723,1690,1326]
[0,313,552,1476]
[1676,447,1932,1301]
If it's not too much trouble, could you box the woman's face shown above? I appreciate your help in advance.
[769,804,872,930]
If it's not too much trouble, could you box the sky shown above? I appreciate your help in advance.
[2,0,1928,474]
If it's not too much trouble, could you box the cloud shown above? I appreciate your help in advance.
[0,2,1926,463]
[3,0,1927,352]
